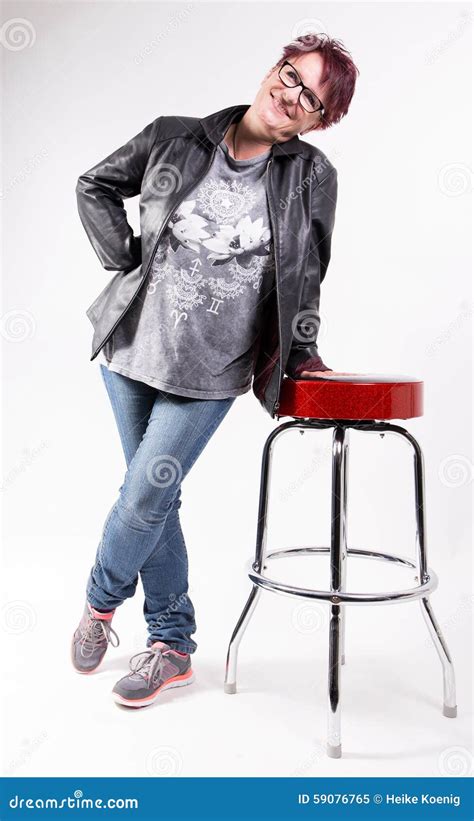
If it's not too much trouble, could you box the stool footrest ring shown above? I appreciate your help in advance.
[247,546,438,604]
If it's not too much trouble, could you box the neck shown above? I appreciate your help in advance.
[224,109,275,160]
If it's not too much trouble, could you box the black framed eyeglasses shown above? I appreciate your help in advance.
[277,60,325,116]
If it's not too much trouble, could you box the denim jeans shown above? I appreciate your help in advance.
[86,364,236,654]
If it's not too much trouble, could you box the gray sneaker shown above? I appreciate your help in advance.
[71,601,120,674]
[112,640,194,708]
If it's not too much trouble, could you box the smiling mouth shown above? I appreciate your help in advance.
[270,92,290,118]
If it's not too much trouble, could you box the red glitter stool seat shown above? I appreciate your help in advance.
[224,373,457,758]
[276,372,423,421]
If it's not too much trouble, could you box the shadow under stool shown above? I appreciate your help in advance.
[224,373,457,758]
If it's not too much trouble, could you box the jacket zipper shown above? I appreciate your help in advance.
[91,144,219,360]
[265,156,283,415]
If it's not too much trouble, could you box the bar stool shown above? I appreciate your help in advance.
[224,373,457,758]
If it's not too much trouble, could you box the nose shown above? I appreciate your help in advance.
[281,86,300,109]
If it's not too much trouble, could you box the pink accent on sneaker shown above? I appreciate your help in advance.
[89,604,115,621]
[113,668,194,707]
[150,641,188,656]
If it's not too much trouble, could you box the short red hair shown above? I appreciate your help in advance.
[274,32,359,131]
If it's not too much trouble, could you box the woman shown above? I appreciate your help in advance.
[72,32,359,708]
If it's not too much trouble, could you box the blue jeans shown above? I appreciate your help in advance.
[86,364,236,654]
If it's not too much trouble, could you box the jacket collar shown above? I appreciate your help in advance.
[199,103,308,157]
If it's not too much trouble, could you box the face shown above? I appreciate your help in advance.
[251,51,326,141]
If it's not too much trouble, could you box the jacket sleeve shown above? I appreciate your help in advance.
[75,117,161,273]
[284,164,338,377]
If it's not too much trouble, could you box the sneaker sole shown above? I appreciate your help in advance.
[112,669,195,708]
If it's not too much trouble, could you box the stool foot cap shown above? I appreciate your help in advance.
[443,704,457,718]
[224,682,237,694]
[327,744,342,759]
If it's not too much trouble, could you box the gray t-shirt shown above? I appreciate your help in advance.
[100,140,276,399]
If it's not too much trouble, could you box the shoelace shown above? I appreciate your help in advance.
[128,647,166,685]
[80,616,120,658]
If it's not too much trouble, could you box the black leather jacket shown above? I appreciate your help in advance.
[76,103,338,418]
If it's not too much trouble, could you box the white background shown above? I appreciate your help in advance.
[1,1,472,778]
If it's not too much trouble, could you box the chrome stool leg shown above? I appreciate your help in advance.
[224,423,288,694]
[384,424,457,718]
[340,432,349,666]
[421,598,457,717]
[224,586,261,694]
[327,426,349,758]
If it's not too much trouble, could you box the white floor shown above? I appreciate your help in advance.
[2,555,472,779]
[2,398,472,778]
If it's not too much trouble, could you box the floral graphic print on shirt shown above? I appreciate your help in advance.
[148,182,273,316]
